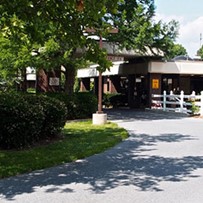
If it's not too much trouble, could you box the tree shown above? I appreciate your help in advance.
[167,43,188,59]
[105,0,179,58]
[0,32,34,91]
[0,0,120,94]
[0,12,36,91]
[0,0,179,94]
[197,45,203,59]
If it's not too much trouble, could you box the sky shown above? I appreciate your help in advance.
[154,0,203,57]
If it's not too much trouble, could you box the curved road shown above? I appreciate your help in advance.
[1,110,203,203]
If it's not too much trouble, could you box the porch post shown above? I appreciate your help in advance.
[127,74,135,108]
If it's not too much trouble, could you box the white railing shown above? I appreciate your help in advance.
[151,90,203,116]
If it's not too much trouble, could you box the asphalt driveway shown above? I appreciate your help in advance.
[1,109,203,203]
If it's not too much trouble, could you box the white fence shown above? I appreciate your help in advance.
[151,90,203,116]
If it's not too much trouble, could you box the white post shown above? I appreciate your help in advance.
[200,91,203,116]
[169,90,173,111]
[191,91,196,97]
[163,91,166,111]
[191,91,196,102]
[180,90,184,113]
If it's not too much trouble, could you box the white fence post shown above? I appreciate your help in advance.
[163,91,166,111]
[191,91,196,98]
[200,91,203,116]
[180,91,184,113]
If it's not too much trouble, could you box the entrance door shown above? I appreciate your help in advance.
[127,74,147,108]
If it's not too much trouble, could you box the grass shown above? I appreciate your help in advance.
[0,120,128,179]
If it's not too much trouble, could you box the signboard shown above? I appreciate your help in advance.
[107,55,124,62]
[49,77,60,86]
[152,79,159,89]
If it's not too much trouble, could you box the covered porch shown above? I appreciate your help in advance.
[77,58,203,108]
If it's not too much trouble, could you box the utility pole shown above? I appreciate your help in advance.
[97,35,103,113]
[76,0,118,124]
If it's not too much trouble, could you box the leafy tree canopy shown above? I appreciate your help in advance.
[0,0,179,63]
[105,0,179,58]
[0,0,179,92]
[0,0,121,92]
[197,45,203,59]
[167,43,188,59]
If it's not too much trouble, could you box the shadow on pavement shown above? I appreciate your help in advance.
[105,108,189,122]
[0,131,202,201]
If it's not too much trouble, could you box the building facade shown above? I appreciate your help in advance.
[77,57,203,108]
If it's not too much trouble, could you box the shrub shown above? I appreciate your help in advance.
[74,92,97,119]
[103,93,120,107]
[39,96,67,137]
[24,94,67,138]
[0,93,67,149]
[0,93,44,149]
[190,101,200,115]
[103,93,128,107]
[46,92,97,120]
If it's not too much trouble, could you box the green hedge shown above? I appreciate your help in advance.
[103,93,128,107]
[0,93,67,149]
[46,92,97,120]
[24,95,67,138]
[0,92,97,149]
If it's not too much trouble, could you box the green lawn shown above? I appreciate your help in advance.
[0,120,128,179]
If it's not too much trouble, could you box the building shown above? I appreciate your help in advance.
[77,55,203,108]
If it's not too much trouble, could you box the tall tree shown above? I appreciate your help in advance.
[0,0,120,94]
[197,45,203,59]
[0,0,179,93]
[168,43,188,59]
[105,0,179,58]
[0,29,33,91]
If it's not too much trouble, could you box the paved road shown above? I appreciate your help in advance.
[1,109,203,203]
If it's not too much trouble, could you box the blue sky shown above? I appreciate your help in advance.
[154,0,203,57]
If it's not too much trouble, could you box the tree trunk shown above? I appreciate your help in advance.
[64,65,76,95]
[21,69,27,92]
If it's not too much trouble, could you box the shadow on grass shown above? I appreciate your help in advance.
[0,130,203,200]
[0,123,127,179]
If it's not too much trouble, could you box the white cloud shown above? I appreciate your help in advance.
[155,14,203,57]
[155,13,185,24]
[178,17,203,56]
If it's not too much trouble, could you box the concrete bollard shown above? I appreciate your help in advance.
[92,113,107,125]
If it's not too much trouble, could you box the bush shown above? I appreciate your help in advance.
[190,101,200,115]
[24,95,67,138]
[46,92,97,120]
[41,97,67,137]
[103,93,128,107]
[0,93,44,149]
[0,93,67,149]
[74,92,97,119]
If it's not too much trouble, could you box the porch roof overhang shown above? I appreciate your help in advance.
[77,61,124,78]
[76,40,163,59]
[77,60,150,78]
[77,48,162,78]
[100,41,164,60]
[77,58,203,79]
[149,61,203,75]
